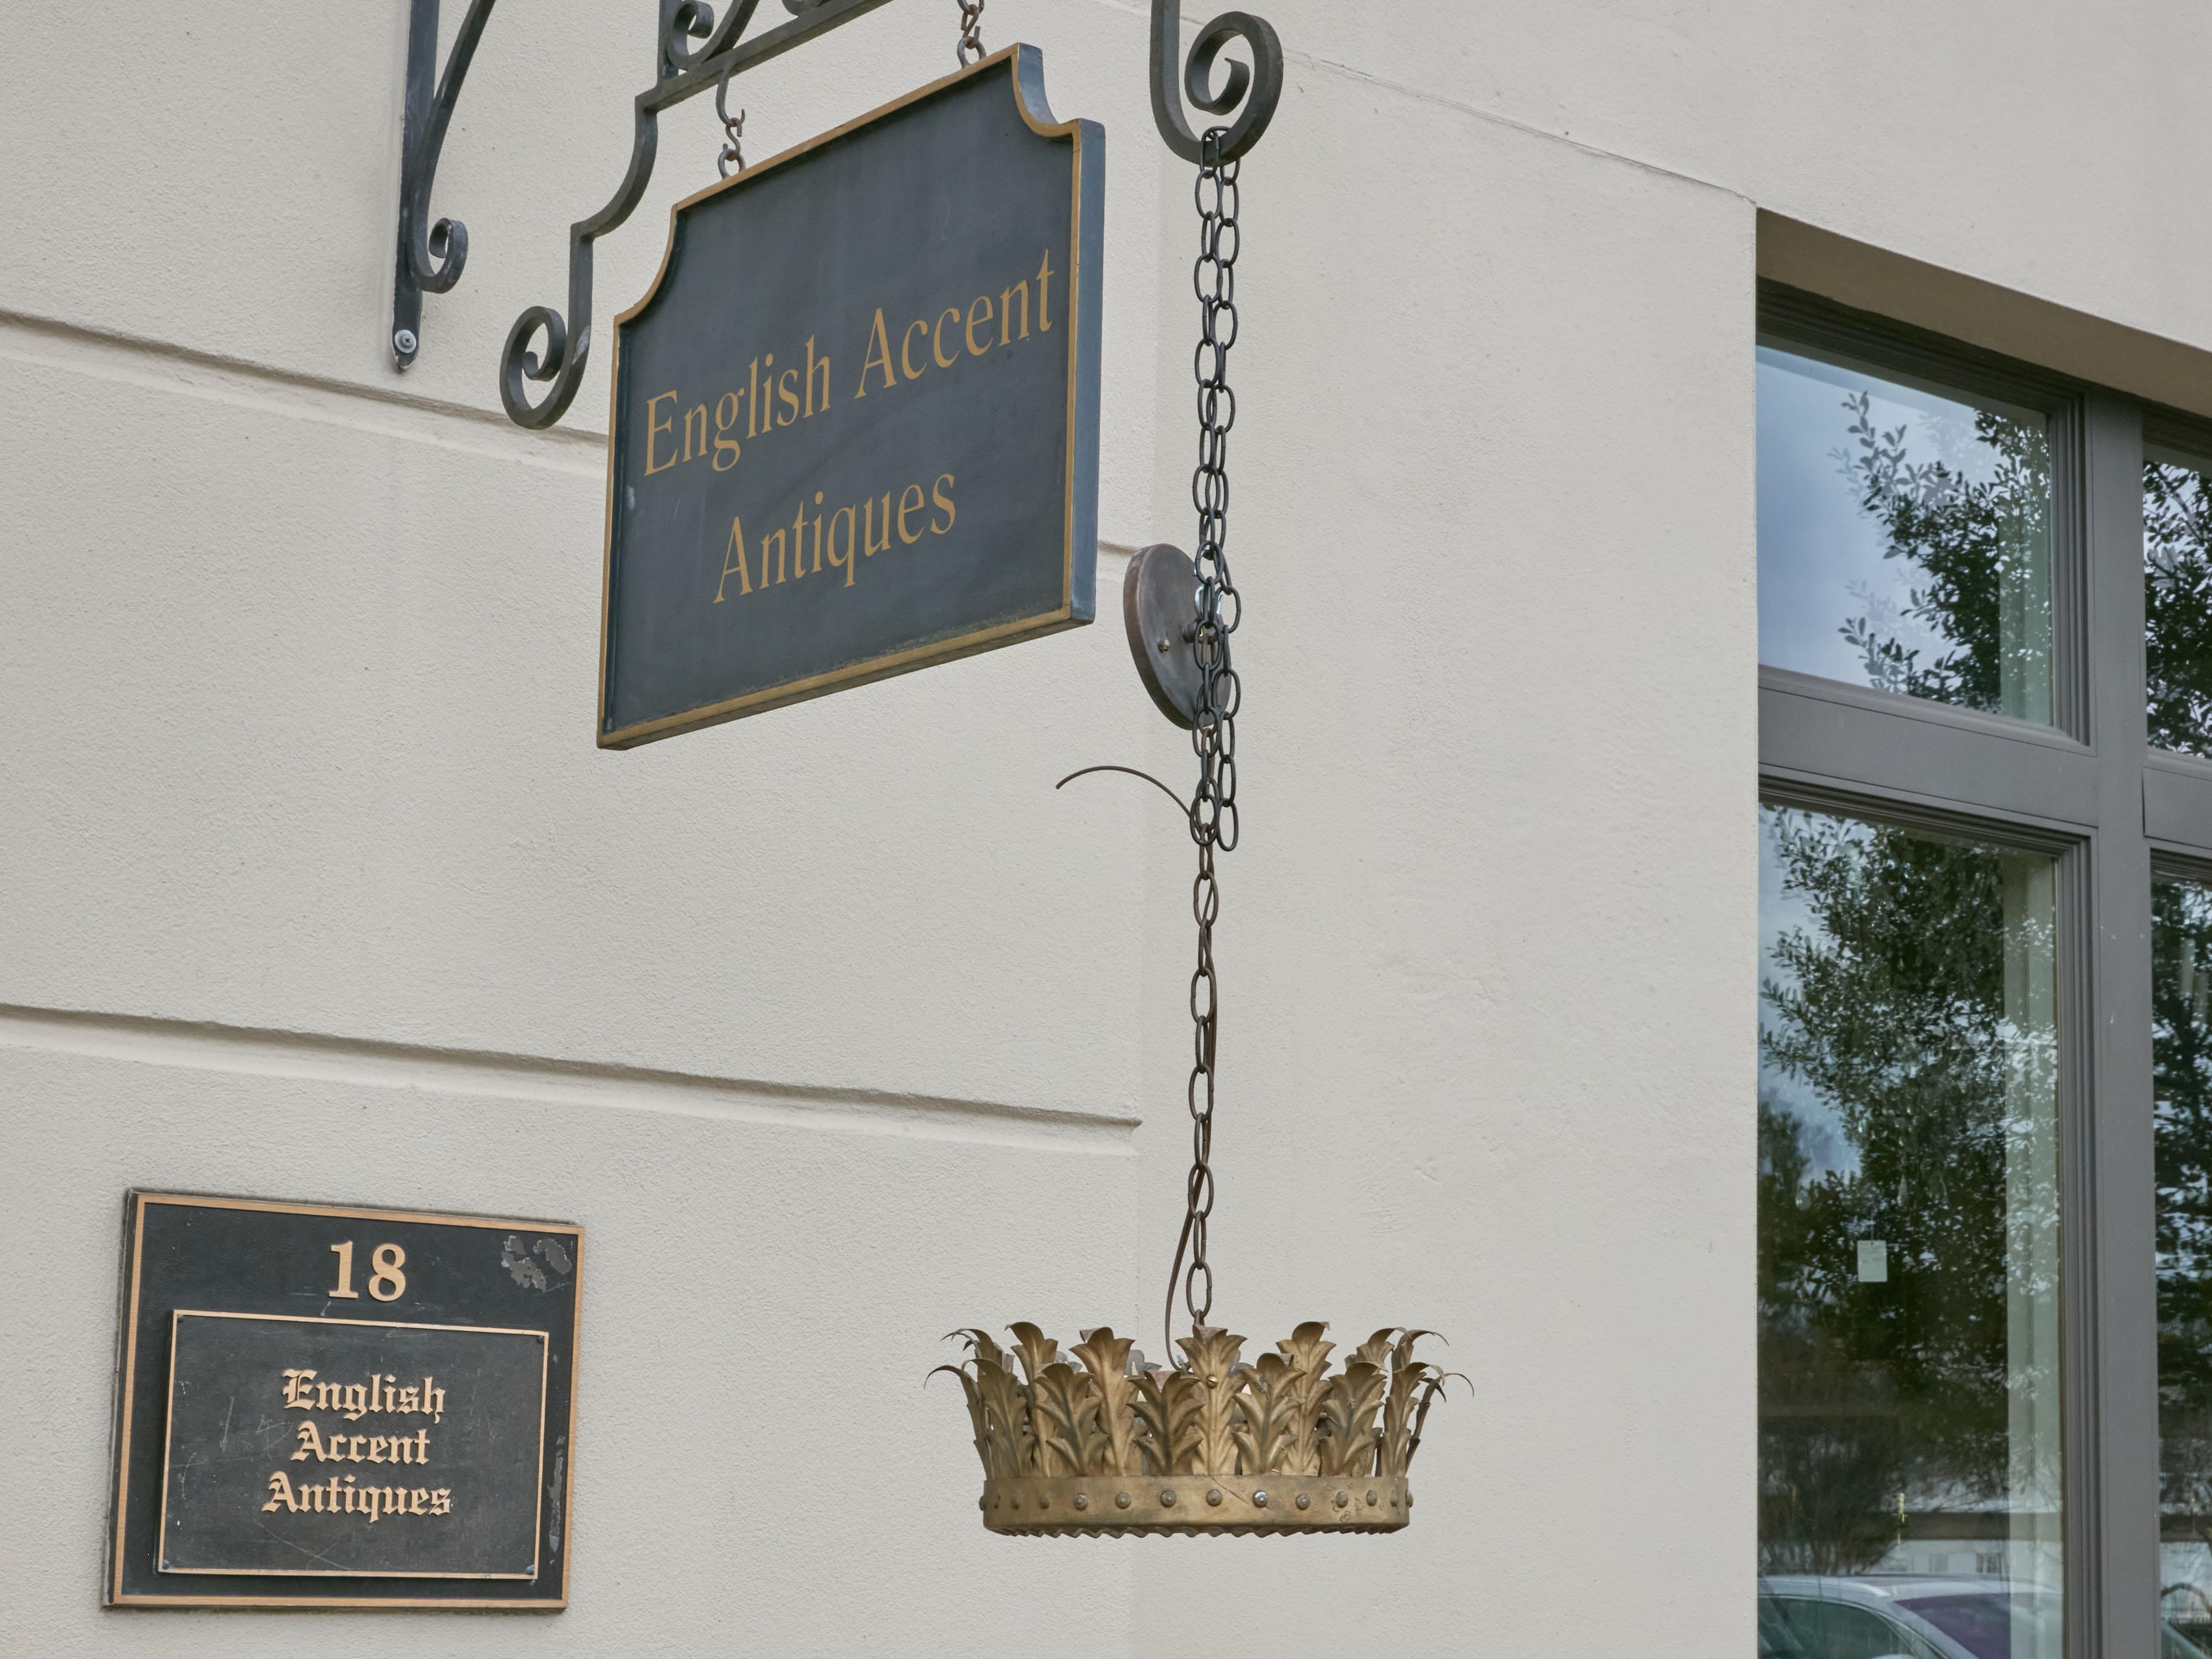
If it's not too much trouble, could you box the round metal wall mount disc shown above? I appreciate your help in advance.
[1123,543,1202,728]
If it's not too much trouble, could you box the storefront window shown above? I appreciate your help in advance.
[2146,451,2212,755]
[1759,805,2061,1658]
[2157,876,2212,1646]
[1757,345,2053,724]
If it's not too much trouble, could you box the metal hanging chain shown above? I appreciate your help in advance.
[956,0,986,65]
[1165,125,1243,1355]
[713,65,745,178]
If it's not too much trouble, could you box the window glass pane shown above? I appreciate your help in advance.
[1764,1594,1944,1659]
[1759,806,2061,1659]
[2156,877,2212,1649]
[2144,452,2212,755]
[1757,344,2054,724]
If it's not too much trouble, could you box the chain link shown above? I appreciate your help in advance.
[1166,127,1243,1354]
[955,0,986,65]
[1188,130,1241,860]
[713,65,744,178]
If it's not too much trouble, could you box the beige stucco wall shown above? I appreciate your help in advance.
[23,0,2198,1652]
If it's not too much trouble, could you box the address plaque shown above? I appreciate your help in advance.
[105,1191,583,1610]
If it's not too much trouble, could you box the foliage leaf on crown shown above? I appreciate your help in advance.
[935,1322,1458,1480]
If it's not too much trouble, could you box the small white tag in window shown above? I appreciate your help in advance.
[1857,1240,1888,1282]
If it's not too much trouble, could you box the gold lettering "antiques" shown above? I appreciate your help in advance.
[262,1473,451,1521]
[716,473,955,601]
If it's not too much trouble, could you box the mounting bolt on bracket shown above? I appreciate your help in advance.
[390,0,503,373]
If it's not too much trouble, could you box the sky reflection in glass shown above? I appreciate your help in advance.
[1757,345,2052,725]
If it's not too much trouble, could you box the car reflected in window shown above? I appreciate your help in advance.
[1759,1577,2212,1659]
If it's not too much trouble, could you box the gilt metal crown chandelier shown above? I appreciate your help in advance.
[935,1,1460,1541]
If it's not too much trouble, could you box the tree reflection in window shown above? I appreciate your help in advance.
[1759,807,2060,1604]
[2145,457,2212,755]
[2155,877,2212,1644]
[1755,345,2052,725]
[1833,390,2051,718]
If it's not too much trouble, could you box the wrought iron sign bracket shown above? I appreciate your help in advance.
[388,0,1281,427]
[1147,2,1281,166]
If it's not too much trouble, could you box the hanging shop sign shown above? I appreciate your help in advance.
[105,1192,582,1610]
[597,47,1104,747]
[375,0,1455,1550]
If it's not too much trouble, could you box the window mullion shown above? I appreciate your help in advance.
[2076,391,2154,1659]
[1760,671,2099,831]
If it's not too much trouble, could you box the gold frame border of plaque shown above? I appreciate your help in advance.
[105,1191,584,1610]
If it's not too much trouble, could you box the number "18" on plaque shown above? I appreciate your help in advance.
[328,1240,407,1302]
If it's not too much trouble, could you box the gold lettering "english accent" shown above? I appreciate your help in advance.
[281,1369,444,1423]
[641,246,1061,491]
[641,335,832,484]
[855,248,1055,399]
[292,1421,432,1465]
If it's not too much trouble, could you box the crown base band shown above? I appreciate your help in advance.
[980,1473,1409,1536]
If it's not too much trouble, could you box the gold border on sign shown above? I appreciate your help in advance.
[596,44,1094,748]
[108,1194,149,1603]
[155,1310,549,1580]
[108,1192,583,1611]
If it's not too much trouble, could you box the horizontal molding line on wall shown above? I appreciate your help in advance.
[1091,0,1747,202]
[0,310,1149,577]
[0,307,605,477]
[0,1003,1141,1154]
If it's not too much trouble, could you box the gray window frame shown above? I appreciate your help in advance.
[1755,278,2212,1659]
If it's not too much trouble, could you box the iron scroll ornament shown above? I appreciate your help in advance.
[500,0,904,429]
[1149,2,1282,164]
[392,0,499,368]
[389,0,1284,420]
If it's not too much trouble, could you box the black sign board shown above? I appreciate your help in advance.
[599,46,1103,746]
[160,1313,547,1578]
[106,1192,582,1610]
